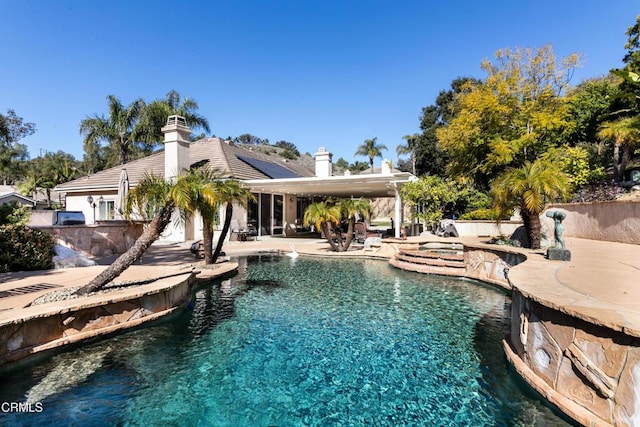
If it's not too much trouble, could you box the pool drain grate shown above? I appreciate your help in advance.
[0,283,62,299]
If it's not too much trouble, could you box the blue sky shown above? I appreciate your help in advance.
[1,1,638,165]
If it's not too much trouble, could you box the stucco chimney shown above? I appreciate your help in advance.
[162,115,191,181]
[381,159,392,175]
[314,147,333,177]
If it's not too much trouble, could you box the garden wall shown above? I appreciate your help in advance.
[34,222,144,258]
[454,220,522,237]
[543,201,640,245]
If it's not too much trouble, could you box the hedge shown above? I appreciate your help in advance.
[0,225,54,272]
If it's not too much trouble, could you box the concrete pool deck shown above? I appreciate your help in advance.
[1,235,639,426]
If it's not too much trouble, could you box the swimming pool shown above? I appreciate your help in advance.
[0,255,571,426]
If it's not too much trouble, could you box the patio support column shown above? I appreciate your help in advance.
[394,187,402,238]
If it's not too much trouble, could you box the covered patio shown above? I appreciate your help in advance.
[244,172,416,239]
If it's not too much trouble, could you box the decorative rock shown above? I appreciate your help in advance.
[510,226,530,248]
[53,245,97,268]
[614,346,640,425]
[364,237,382,248]
[547,248,571,261]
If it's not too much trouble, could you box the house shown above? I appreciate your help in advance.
[0,185,35,208]
[55,116,415,241]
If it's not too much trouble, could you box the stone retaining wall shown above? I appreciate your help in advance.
[463,248,524,289]
[35,222,144,258]
[0,272,194,368]
[507,290,640,427]
[544,201,640,245]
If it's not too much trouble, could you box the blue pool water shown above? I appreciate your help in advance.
[0,255,572,426]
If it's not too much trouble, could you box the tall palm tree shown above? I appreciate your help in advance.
[355,137,388,173]
[210,180,255,263]
[597,117,640,181]
[80,95,146,166]
[304,201,342,251]
[76,173,175,295]
[141,90,211,146]
[492,158,570,249]
[171,167,220,264]
[397,134,418,175]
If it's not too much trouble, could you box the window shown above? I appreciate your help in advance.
[273,194,283,235]
[98,200,115,220]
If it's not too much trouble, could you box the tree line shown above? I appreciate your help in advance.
[394,15,640,248]
[1,90,312,206]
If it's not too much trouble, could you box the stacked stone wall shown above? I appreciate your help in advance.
[34,222,143,258]
[0,273,194,368]
[508,291,640,426]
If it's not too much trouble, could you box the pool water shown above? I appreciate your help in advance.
[0,255,572,426]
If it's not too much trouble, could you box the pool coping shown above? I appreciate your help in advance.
[0,262,237,368]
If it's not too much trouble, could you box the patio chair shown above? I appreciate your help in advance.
[231,219,258,241]
[354,222,367,243]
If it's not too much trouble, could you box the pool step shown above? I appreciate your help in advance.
[390,249,466,276]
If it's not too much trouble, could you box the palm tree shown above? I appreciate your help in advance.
[76,173,175,295]
[141,90,210,146]
[597,117,640,181]
[336,198,372,250]
[492,158,570,249]
[210,180,255,263]
[303,198,371,252]
[18,167,46,201]
[171,167,220,264]
[397,134,418,175]
[304,201,342,251]
[80,95,146,166]
[355,137,388,173]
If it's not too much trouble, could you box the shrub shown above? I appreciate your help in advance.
[459,208,505,220]
[0,225,54,272]
[0,201,30,226]
[570,180,626,202]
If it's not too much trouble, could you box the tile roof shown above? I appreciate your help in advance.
[56,138,315,192]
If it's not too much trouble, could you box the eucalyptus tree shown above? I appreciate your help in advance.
[354,137,387,173]
[492,158,570,249]
[80,95,147,168]
[0,109,34,184]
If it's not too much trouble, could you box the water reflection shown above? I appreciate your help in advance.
[0,255,572,426]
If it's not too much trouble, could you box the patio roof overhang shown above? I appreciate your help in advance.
[244,172,416,198]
